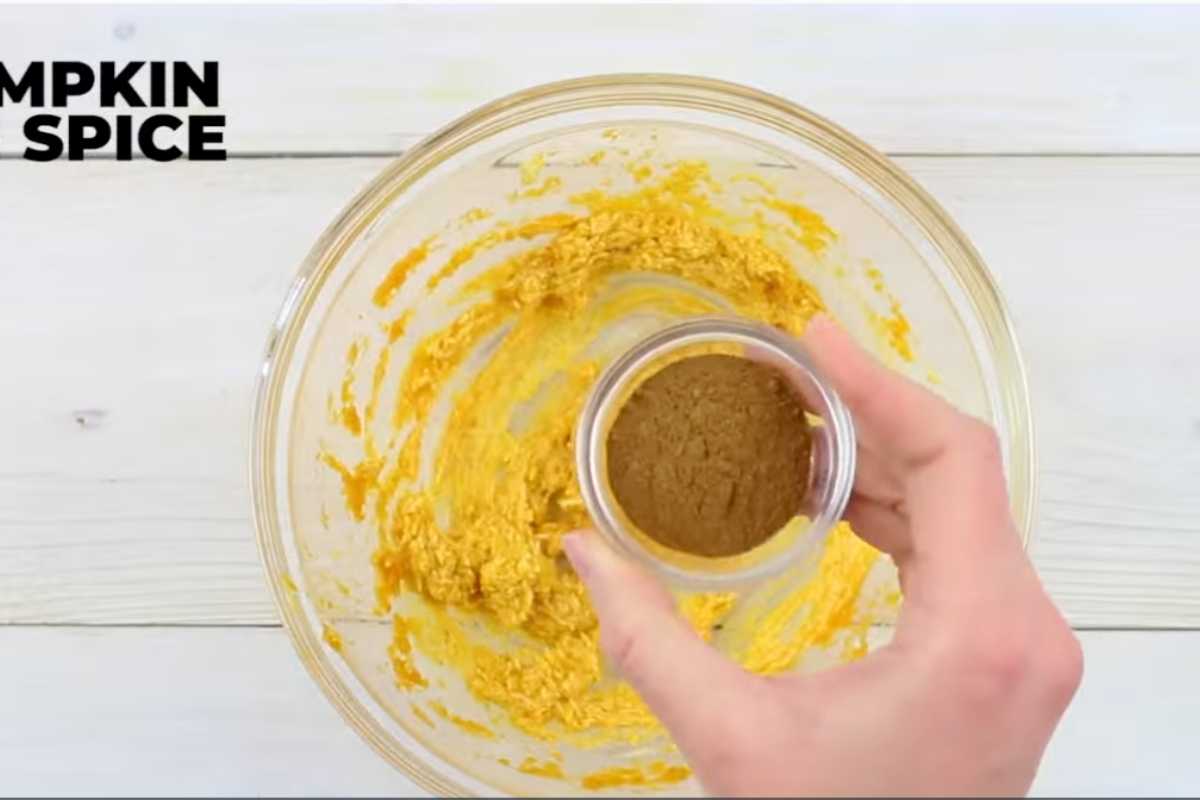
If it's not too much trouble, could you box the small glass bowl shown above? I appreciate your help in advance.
[575,315,856,589]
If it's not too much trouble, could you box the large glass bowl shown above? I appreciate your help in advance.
[251,74,1034,797]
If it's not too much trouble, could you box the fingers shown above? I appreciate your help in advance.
[801,316,1020,596]
[801,314,1008,521]
[843,494,909,559]
[563,531,756,754]
[802,315,961,468]
[850,439,906,508]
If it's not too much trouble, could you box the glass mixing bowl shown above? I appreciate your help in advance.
[251,74,1034,797]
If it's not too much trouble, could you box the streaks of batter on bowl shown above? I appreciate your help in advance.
[316,147,910,761]
[581,762,692,791]
[321,623,344,654]
[864,264,915,363]
[388,615,427,690]
[519,151,547,185]
[428,700,497,740]
[318,451,378,522]
[510,756,566,781]
[510,175,563,201]
[497,755,685,790]
[334,338,365,436]
[410,702,434,728]
[372,235,437,308]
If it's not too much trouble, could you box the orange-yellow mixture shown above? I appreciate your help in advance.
[320,147,907,787]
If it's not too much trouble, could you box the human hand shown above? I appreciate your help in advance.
[563,315,1082,797]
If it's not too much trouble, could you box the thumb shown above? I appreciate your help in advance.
[563,531,757,746]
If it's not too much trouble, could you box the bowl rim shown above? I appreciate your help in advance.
[250,72,1036,797]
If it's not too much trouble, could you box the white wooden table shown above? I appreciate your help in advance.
[2,6,1199,796]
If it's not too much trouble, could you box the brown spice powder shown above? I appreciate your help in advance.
[606,354,812,558]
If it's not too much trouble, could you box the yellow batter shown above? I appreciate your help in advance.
[321,150,906,783]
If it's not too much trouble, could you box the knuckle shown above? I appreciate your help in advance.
[943,609,1083,714]
[939,627,1033,710]
[970,636,1032,699]
[959,418,1003,465]
[1041,622,1085,707]
[841,375,876,414]
[600,618,650,678]
[951,420,1010,511]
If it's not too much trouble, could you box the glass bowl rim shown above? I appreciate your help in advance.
[250,72,1036,797]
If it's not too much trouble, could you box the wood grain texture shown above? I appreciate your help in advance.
[0,626,1194,796]
[0,158,379,625]
[920,157,1200,629]
[0,626,422,797]
[1,155,1197,627]
[1,6,1200,155]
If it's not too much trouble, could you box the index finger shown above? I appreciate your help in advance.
[802,316,961,468]
[801,316,1018,586]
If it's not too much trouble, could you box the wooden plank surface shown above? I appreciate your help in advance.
[1,155,1197,628]
[0,626,420,798]
[1,5,1200,155]
[0,626,1193,796]
[2,9,1196,798]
